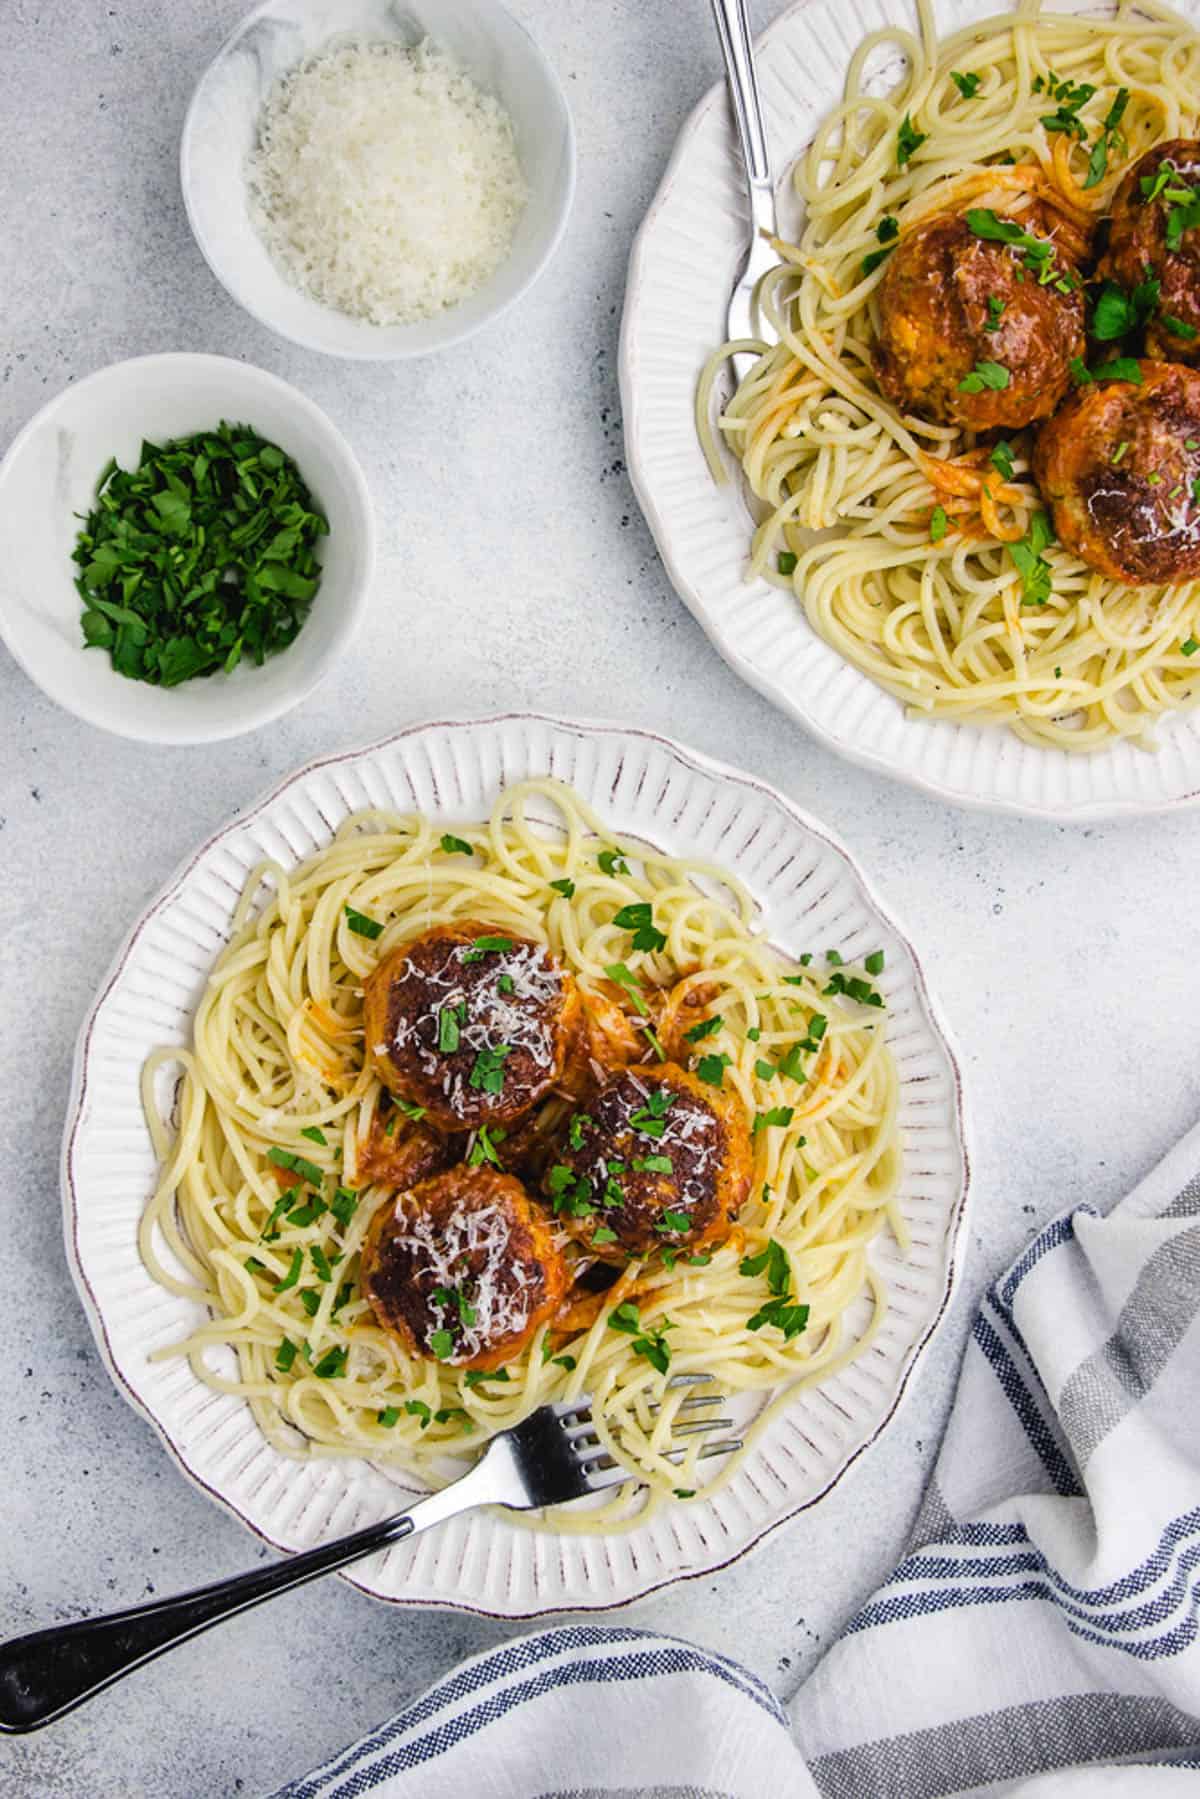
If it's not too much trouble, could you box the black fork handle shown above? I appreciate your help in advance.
[0,1512,414,1733]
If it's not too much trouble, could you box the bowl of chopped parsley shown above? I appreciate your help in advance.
[0,352,374,741]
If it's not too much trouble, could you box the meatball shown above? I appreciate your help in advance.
[363,922,581,1134]
[874,209,1086,428]
[361,1165,569,1370]
[355,1105,454,1190]
[1033,360,1200,584]
[543,1063,752,1261]
[1100,140,1200,366]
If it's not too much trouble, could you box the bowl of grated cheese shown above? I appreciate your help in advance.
[181,0,575,359]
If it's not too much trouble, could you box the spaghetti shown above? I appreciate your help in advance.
[698,0,1200,750]
[140,779,902,1527]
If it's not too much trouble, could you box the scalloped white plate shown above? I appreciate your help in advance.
[620,0,1200,821]
[63,715,969,1617]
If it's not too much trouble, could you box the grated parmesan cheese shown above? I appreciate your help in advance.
[247,37,528,326]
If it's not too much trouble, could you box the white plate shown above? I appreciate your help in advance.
[619,0,1200,821]
[62,714,970,1618]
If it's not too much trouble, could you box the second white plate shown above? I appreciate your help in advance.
[619,0,1200,820]
[63,714,969,1617]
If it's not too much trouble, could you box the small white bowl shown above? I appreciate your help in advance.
[0,352,375,744]
[181,0,576,360]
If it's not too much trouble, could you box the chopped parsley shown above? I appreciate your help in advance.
[275,1338,298,1372]
[593,1225,618,1246]
[824,968,885,1006]
[1093,358,1143,385]
[1084,87,1129,189]
[990,440,1016,482]
[377,1407,401,1427]
[344,904,383,940]
[439,833,473,856]
[1111,440,1131,466]
[568,1112,590,1151]
[267,1146,324,1187]
[310,1245,333,1284]
[753,1106,795,1133]
[1091,276,1160,341]
[1039,76,1096,138]
[460,933,514,963]
[613,901,667,954]
[741,1238,790,1295]
[405,1400,433,1427]
[549,877,576,898]
[747,1295,810,1339]
[464,1368,510,1388]
[984,294,1006,332]
[605,960,650,1016]
[965,208,1057,279]
[696,1051,732,1087]
[631,1087,674,1138]
[428,1329,455,1360]
[777,550,798,574]
[958,359,1010,394]
[299,1125,327,1145]
[633,1153,673,1173]
[313,1346,348,1380]
[598,849,630,876]
[437,1002,464,1054]
[547,1163,595,1217]
[73,423,327,687]
[1183,638,1199,657]
[951,70,980,98]
[1164,314,1199,340]
[467,1125,505,1168]
[609,1302,674,1374]
[896,113,926,166]
[1008,511,1056,607]
[468,1043,512,1094]
[684,1014,722,1043]
[930,505,948,543]
[862,214,900,276]
[655,1210,693,1234]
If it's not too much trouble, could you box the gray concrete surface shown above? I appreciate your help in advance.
[2,2,1200,1793]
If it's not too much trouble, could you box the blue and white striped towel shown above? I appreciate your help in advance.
[274,1124,1200,1799]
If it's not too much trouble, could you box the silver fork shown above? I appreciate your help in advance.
[710,0,780,384]
[0,1381,739,1734]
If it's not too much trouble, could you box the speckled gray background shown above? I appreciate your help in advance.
[3,2,1200,1795]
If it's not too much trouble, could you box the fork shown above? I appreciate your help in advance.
[710,0,780,384]
[0,1382,739,1734]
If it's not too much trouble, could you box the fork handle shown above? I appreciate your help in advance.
[0,1474,481,1734]
[709,0,775,229]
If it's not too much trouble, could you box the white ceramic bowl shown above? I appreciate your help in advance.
[0,352,375,744]
[181,0,576,360]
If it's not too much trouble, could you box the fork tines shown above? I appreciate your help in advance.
[561,1378,742,1490]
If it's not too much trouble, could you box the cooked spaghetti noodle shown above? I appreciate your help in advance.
[140,779,902,1528]
[697,0,1200,750]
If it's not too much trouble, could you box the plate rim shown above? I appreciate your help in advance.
[618,0,1200,824]
[60,710,972,1617]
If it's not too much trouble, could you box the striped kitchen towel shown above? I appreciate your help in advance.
[273,1124,1200,1799]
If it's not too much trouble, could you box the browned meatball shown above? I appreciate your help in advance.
[361,1165,569,1370]
[356,1104,455,1190]
[1100,141,1200,365]
[363,922,582,1134]
[1033,360,1200,584]
[543,1063,752,1261]
[875,210,1086,428]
